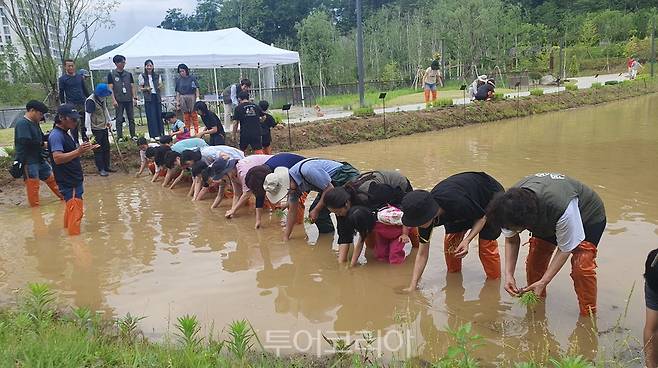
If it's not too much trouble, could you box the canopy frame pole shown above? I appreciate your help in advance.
[297,61,306,117]
[89,69,95,88]
[213,68,220,113]
[257,63,262,101]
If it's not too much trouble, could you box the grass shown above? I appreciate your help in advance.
[591,82,603,89]
[430,97,454,108]
[315,87,418,108]
[530,88,544,96]
[353,106,375,117]
[565,83,579,91]
[0,281,649,367]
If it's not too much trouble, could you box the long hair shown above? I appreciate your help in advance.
[194,101,209,115]
[347,205,377,239]
[144,59,154,75]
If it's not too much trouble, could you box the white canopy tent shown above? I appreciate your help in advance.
[88,26,305,110]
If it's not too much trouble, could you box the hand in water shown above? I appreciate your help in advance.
[504,277,521,297]
[308,208,320,223]
[521,280,547,297]
[225,209,234,219]
[454,239,470,258]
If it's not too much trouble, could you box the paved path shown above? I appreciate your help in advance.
[285,73,629,124]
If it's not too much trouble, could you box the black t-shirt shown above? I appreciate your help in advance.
[14,117,46,164]
[201,111,225,140]
[48,126,83,187]
[474,84,494,100]
[233,101,263,137]
[260,113,277,136]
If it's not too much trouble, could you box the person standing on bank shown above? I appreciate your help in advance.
[138,59,164,139]
[486,173,606,316]
[13,100,64,207]
[58,59,90,143]
[49,104,98,235]
[400,172,505,291]
[175,64,200,135]
[232,91,264,153]
[107,55,138,140]
[222,79,251,132]
[84,83,114,177]
[422,60,443,104]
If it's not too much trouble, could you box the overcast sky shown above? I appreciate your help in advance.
[89,0,196,49]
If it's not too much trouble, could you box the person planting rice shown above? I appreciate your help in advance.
[486,172,606,316]
[144,146,159,175]
[263,158,360,240]
[194,101,225,146]
[468,75,487,100]
[244,153,306,229]
[151,145,171,183]
[324,171,415,263]
[135,137,159,177]
[400,172,505,292]
[213,154,273,220]
[474,79,496,101]
[258,100,277,155]
[232,91,264,153]
[179,146,244,201]
[346,205,414,266]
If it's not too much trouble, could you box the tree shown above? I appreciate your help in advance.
[579,18,600,46]
[296,11,338,93]
[0,0,118,103]
[160,8,191,31]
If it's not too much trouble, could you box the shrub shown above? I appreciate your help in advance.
[432,98,453,108]
[270,112,284,124]
[352,106,375,117]
[493,92,506,101]
[565,83,578,91]
[591,82,603,89]
[530,88,544,96]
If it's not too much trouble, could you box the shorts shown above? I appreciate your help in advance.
[240,133,263,151]
[424,83,437,91]
[25,162,53,180]
[261,132,272,147]
[59,183,84,201]
[646,283,658,311]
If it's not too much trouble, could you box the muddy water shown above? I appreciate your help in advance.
[1,94,657,365]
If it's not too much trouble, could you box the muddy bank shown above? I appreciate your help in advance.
[1,78,656,208]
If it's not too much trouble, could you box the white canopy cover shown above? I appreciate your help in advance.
[88,26,300,70]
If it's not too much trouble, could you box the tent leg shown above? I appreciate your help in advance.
[213,68,220,113]
[258,65,262,101]
[298,62,306,117]
[89,69,94,87]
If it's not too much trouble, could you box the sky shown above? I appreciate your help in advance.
[89,0,196,49]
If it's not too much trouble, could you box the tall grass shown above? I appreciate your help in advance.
[315,88,417,107]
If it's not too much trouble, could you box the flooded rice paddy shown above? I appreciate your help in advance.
[0,94,657,365]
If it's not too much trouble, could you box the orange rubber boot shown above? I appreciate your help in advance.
[478,239,501,279]
[295,192,308,224]
[571,241,598,316]
[444,232,466,273]
[526,237,555,297]
[65,198,84,235]
[190,113,199,135]
[44,175,64,200]
[183,112,192,131]
[424,90,431,103]
[25,179,41,207]
[431,90,438,101]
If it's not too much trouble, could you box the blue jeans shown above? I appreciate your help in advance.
[25,162,52,180]
[59,183,84,201]
[424,82,437,91]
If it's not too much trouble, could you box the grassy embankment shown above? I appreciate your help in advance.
[0,282,640,367]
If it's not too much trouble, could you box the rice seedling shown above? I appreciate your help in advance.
[225,319,257,361]
[175,314,202,350]
[304,217,313,224]
[518,291,541,308]
[117,312,146,343]
[273,209,286,218]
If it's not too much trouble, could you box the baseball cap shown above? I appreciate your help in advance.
[57,103,80,120]
[209,157,238,181]
[94,83,112,97]
[400,190,439,227]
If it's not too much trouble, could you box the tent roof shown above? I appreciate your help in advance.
[88,26,300,70]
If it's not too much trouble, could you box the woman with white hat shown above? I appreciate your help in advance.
[468,75,487,100]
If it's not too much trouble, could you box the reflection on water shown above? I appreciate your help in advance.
[1,94,657,364]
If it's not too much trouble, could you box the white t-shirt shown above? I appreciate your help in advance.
[138,73,162,94]
[501,198,585,253]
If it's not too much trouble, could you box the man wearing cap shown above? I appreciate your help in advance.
[85,83,113,176]
[263,158,360,241]
[58,59,90,143]
[486,173,606,316]
[13,100,64,206]
[400,172,505,291]
[49,104,98,235]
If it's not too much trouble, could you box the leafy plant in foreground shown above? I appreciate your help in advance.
[434,322,483,368]
[549,355,594,368]
[225,319,257,361]
[24,282,56,324]
[117,312,146,343]
[175,314,202,349]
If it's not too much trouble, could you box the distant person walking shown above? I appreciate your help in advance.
[58,59,90,143]
[222,79,251,132]
[85,83,114,177]
[13,100,63,207]
[630,59,643,80]
[138,59,164,139]
[175,63,200,135]
[107,55,138,140]
[49,104,97,235]
[422,60,443,104]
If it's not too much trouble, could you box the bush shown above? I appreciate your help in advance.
[431,98,453,108]
[530,88,544,96]
[605,80,619,85]
[493,93,506,101]
[270,112,284,124]
[352,106,375,117]
[565,83,578,91]
[591,82,603,89]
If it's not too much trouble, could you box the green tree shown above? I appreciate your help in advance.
[579,18,600,46]
[296,11,338,91]
[160,8,192,31]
